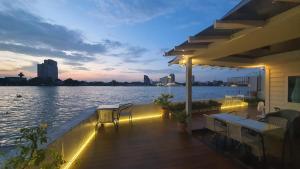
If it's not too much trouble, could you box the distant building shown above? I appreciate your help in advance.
[37,59,58,81]
[169,73,175,83]
[144,75,151,85]
[227,75,263,97]
[4,77,26,83]
[159,76,169,85]
[227,76,250,86]
[192,75,195,84]
[159,73,176,86]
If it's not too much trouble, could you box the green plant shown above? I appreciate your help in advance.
[2,124,65,169]
[169,100,221,112]
[153,94,174,109]
[172,111,188,124]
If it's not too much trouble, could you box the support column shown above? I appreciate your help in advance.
[186,58,192,128]
[264,66,270,113]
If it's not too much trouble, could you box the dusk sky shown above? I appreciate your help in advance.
[0,0,259,82]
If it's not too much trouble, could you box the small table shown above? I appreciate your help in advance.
[97,104,120,127]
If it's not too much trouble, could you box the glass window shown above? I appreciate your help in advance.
[288,76,300,103]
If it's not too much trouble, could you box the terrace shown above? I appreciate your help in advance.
[71,109,243,169]
[46,0,300,169]
[53,103,253,169]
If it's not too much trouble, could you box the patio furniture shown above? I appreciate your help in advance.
[118,103,134,124]
[264,110,300,168]
[227,122,242,142]
[241,127,264,160]
[203,114,215,131]
[208,113,283,165]
[97,104,120,128]
[214,119,227,135]
[257,101,265,119]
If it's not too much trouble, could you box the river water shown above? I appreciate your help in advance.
[0,86,249,149]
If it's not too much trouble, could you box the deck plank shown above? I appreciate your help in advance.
[72,117,244,169]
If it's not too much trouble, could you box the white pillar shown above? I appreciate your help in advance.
[186,58,192,122]
[264,66,270,113]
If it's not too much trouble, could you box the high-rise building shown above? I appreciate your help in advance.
[159,76,169,85]
[192,75,195,84]
[144,75,151,85]
[159,73,176,86]
[227,76,250,85]
[37,59,58,81]
[169,73,175,83]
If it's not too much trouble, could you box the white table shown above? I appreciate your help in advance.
[209,113,283,163]
[97,104,120,110]
[211,113,281,134]
[211,113,245,123]
[97,104,120,125]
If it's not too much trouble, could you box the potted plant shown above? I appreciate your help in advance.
[172,110,188,132]
[154,94,174,118]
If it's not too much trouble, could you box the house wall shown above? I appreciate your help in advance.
[265,51,300,112]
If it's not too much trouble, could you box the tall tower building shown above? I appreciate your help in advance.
[144,75,151,85]
[169,73,175,83]
[37,59,58,81]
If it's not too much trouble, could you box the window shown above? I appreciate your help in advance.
[288,76,300,103]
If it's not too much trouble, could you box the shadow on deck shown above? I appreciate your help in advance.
[71,113,244,169]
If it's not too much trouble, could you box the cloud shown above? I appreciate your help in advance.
[0,5,151,68]
[102,67,115,71]
[129,68,184,74]
[0,42,95,62]
[109,46,148,59]
[91,0,175,25]
[63,61,84,66]
[0,9,108,54]
[91,0,240,25]
[72,66,90,71]
[175,21,201,30]
[123,58,159,64]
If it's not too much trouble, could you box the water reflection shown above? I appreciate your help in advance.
[0,86,248,148]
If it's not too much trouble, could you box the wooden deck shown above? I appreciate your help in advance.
[71,114,244,169]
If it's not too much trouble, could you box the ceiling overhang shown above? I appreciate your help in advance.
[165,0,300,68]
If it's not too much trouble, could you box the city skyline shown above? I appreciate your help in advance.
[0,0,258,82]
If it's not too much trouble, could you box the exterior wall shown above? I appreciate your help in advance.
[267,61,300,112]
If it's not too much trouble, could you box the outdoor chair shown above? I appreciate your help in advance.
[214,119,227,135]
[214,118,228,150]
[227,122,242,151]
[241,127,264,161]
[265,116,288,168]
[257,101,266,119]
[228,122,242,142]
[118,103,134,124]
[203,114,215,131]
[264,110,300,168]
[203,114,227,149]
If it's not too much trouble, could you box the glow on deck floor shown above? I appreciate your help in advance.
[62,113,162,169]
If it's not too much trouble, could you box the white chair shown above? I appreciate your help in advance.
[118,103,134,124]
[203,114,215,131]
[241,127,264,160]
[257,101,265,119]
[227,123,242,142]
[214,119,227,136]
